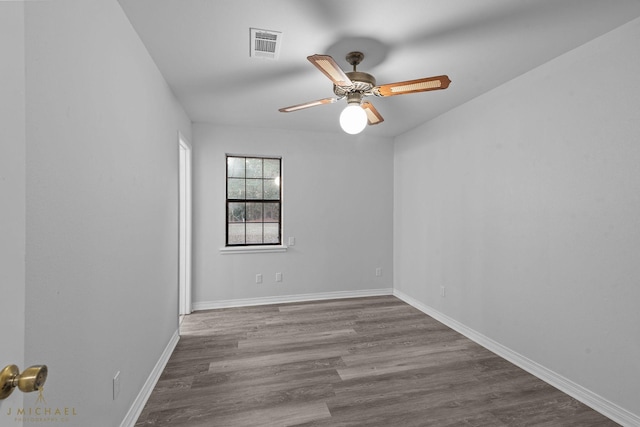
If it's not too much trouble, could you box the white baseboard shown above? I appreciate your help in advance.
[393,289,640,427]
[120,329,180,427]
[192,288,394,311]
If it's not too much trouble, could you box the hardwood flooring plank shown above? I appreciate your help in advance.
[488,396,619,426]
[245,321,359,340]
[439,412,511,427]
[191,360,344,402]
[238,328,358,350]
[200,402,333,427]
[337,340,481,381]
[207,348,348,374]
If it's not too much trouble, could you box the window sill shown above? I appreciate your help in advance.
[220,245,288,254]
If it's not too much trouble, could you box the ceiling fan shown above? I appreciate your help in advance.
[279,51,451,134]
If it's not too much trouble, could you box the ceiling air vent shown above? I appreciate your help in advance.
[250,28,282,60]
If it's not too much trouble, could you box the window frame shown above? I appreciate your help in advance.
[224,154,283,249]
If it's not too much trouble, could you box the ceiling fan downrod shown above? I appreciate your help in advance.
[345,51,365,72]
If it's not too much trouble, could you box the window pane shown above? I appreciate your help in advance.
[264,223,280,243]
[246,158,263,178]
[228,202,245,223]
[264,158,280,178]
[227,157,245,178]
[246,202,263,222]
[246,223,263,244]
[263,203,279,222]
[227,178,245,199]
[226,156,281,246]
[228,224,245,244]
[246,179,262,199]
[264,178,280,200]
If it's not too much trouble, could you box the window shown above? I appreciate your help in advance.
[226,155,281,246]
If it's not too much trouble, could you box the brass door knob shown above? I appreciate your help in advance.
[0,364,48,400]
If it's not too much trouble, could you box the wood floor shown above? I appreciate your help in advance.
[135,296,618,426]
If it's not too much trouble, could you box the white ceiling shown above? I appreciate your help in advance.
[118,0,640,138]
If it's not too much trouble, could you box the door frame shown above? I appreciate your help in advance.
[178,132,192,316]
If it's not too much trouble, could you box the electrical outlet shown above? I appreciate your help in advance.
[288,237,295,246]
[275,272,282,282]
[256,274,263,284]
[113,371,121,400]
[375,268,382,277]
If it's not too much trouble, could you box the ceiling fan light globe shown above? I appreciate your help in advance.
[340,104,367,134]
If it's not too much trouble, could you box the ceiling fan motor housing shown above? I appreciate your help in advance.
[333,71,376,99]
[333,51,376,100]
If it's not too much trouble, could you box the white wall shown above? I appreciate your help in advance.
[394,17,640,421]
[192,124,393,305]
[24,1,191,426]
[0,3,26,425]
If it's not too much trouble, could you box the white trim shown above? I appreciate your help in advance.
[224,154,285,251]
[393,289,640,427]
[178,130,192,150]
[120,329,180,427]
[220,244,288,254]
[178,132,192,315]
[192,288,393,311]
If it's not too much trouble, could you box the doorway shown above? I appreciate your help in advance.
[178,133,192,317]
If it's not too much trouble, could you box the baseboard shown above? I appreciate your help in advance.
[393,289,640,427]
[192,288,394,311]
[120,329,180,427]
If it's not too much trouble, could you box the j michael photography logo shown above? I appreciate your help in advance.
[4,388,78,424]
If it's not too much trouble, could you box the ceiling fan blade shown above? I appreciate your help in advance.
[374,75,451,97]
[307,54,353,88]
[362,102,384,125]
[278,97,338,113]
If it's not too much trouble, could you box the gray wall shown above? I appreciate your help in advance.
[394,17,640,418]
[0,3,26,424]
[23,1,191,426]
[192,123,394,305]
